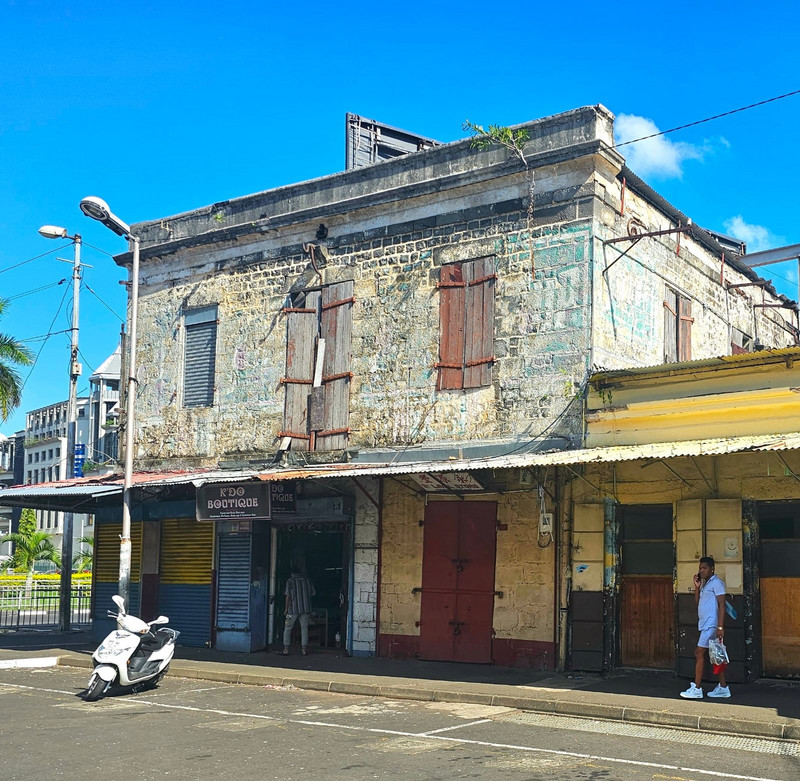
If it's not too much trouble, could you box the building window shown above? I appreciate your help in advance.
[664,288,693,363]
[55,447,60,457]
[54,465,60,481]
[34,452,39,462]
[436,258,496,390]
[27,454,32,463]
[183,305,218,408]
[731,327,753,355]
[282,281,354,451]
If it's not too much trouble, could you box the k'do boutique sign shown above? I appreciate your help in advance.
[196,482,271,521]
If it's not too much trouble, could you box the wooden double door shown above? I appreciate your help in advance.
[619,505,675,668]
[418,502,497,663]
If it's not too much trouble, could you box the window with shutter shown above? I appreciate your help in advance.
[183,305,218,407]
[664,288,692,363]
[282,282,354,450]
[436,258,496,390]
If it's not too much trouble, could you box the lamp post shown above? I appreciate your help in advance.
[79,197,140,607]
[38,225,82,631]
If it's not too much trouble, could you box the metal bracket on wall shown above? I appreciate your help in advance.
[602,222,691,275]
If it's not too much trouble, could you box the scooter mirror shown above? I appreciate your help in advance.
[112,595,126,613]
[150,616,169,625]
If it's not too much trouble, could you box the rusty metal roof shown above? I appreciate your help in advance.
[3,432,800,510]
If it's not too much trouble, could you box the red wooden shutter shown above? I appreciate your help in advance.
[463,257,495,389]
[663,289,678,363]
[281,291,320,451]
[318,281,354,450]
[678,297,693,361]
[437,264,466,390]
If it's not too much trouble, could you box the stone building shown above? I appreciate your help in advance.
[2,105,797,675]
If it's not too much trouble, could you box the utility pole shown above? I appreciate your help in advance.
[60,234,82,632]
[39,225,83,632]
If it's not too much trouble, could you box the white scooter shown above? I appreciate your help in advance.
[84,595,180,701]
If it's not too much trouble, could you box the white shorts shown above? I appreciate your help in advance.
[698,626,716,648]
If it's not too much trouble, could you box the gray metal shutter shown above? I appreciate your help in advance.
[216,534,251,631]
[183,306,217,407]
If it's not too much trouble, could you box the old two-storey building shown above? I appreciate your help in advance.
[2,106,797,677]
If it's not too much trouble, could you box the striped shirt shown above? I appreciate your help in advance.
[285,574,315,616]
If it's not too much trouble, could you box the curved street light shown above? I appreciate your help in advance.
[80,197,139,607]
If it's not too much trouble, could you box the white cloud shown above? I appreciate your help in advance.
[723,216,783,253]
[615,114,704,179]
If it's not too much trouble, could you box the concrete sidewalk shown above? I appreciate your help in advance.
[2,629,798,742]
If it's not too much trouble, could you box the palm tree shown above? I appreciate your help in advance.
[0,529,61,596]
[72,535,94,572]
[0,298,33,421]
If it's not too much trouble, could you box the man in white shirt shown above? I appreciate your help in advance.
[680,556,730,699]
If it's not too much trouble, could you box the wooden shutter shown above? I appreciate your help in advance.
[282,291,320,451]
[183,306,218,407]
[437,264,466,390]
[463,257,495,389]
[678,297,693,361]
[318,281,354,450]
[663,289,678,363]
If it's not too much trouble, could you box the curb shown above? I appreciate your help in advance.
[55,655,799,742]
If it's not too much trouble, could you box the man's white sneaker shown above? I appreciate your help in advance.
[680,683,704,699]
[708,685,731,698]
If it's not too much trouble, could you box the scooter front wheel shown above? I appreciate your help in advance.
[84,673,108,702]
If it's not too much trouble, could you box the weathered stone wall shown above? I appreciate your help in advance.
[378,478,423,638]
[591,183,795,370]
[133,167,596,466]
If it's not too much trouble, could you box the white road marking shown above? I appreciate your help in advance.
[0,657,58,670]
[418,718,493,735]
[0,680,788,781]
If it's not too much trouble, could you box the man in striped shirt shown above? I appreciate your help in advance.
[282,565,315,655]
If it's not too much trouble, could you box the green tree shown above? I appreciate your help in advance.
[0,299,33,421]
[0,508,61,595]
[72,535,94,572]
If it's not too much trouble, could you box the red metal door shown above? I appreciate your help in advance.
[419,502,497,663]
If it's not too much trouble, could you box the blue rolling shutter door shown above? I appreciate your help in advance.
[184,306,217,407]
[216,534,251,631]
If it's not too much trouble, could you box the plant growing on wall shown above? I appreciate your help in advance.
[463,120,536,273]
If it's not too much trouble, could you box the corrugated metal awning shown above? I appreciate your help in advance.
[4,431,800,511]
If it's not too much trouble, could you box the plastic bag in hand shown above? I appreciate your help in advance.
[708,637,729,666]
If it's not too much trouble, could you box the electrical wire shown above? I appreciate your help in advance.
[5,279,67,302]
[81,281,124,322]
[19,328,72,343]
[21,283,70,389]
[0,244,72,276]
[614,88,800,148]
[80,240,118,258]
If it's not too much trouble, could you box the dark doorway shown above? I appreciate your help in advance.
[757,501,800,677]
[619,504,674,668]
[272,524,348,650]
[418,502,497,663]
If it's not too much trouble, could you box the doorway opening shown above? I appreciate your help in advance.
[757,501,800,677]
[618,504,674,668]
[270,523,349,651]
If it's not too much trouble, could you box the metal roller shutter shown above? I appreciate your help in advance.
[158,518,214,647]
[216,534,251,631]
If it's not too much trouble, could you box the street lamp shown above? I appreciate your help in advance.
[38,224,82,631]
[79,197,139,607]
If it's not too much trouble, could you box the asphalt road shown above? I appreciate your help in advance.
[1,666,798,781]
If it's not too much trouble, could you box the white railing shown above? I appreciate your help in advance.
[0,582,92,629]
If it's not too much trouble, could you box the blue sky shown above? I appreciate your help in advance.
[1,0,799,434]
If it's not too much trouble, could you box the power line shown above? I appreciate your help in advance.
[82,281,124,322]
[5,279,67,302]
[20,328,72,343]
[0,244,71,276]
[21,283,70,389]
[80,240,117,258]
[615,88,800,148]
